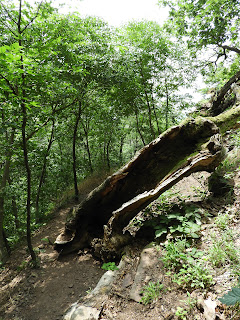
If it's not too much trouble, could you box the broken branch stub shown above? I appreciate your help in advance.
[55,117,225,257]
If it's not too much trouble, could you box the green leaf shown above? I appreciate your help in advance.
[167,212,182,219]
[219,288,240,305]
[155,227,168,238]
[0,46,7,54]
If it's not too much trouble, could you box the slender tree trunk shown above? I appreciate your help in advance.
[12,196,20,230]
[165,78,170,130]
[8,177,20,230]
[21,102,37,264]
[140,67,155,139]
[119,135,125,166]
[35,120,55,221]
[134,108,146,145]
[73,102,82,202]
[0,129,15,264]
[106,139,111,170]
[3,230,11,255]
[151,91,161,135]
[103,140,106,166]
[18,4,36,263]
[82,121,93,173]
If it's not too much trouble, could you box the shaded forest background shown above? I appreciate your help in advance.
[1,0,240,265]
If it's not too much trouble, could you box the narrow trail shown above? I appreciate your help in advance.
[0,206,105,320]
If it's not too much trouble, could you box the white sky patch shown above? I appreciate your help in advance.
[59,0,169,26]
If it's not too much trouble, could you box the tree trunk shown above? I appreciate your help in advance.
[140,68,155,139]
[8,177,20,230]
[165,78,170,130]
[54,71,240,259]
[106,138,111,170]
[0,129,15,264]
[35,120,55,221]
[21,102,37,265]
[55,110,238,258]
[119,135,125,166]
[81,120,93,173]
[210,70,240,116]
[134,108,146,145]
[73,102,82,202]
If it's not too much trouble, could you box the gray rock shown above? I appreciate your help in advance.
[63,303,100,320]
[63,261,124,320]
[130,246,160,302]
[89,270,115,297]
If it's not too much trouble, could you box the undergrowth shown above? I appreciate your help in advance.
[161,238,213,289]
[140,281,164,305]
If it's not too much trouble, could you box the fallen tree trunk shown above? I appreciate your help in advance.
[55,105,240,259]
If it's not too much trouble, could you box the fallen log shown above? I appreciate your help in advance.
[55,105,240,259]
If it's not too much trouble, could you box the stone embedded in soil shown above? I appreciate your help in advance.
[129,246,161,302]
[64,269,119,320]
[122,273,133,288]
[64,304,100,320]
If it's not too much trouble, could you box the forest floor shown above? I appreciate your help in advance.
[1,135,240,320]
[0,205,105,320]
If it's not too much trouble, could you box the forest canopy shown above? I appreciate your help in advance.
[0,0,239,264]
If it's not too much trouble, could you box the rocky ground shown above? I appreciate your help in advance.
[1,134,240,320]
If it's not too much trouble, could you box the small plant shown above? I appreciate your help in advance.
[184,291,197,310]
[161,238,190,270]
[17,260,28,271]
[175,307,188,320]
[153,205,202,239]
[172,261,213,289]
[140,281,164,305]
[208,231,240,268]
[162,239,213,289]
[175,292,197,319]
[86,287,92,294]
[101,262,119,271]
[215,213,230,230]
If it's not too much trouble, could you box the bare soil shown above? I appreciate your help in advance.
[1,156,240,320]
[0,207,105,320]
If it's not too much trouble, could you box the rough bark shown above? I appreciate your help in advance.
[54,115,228,257]
[101,133,223,258]
[54,96,240,260]
[210,70,240,116]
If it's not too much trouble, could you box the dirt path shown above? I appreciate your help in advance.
[0,207,105,320]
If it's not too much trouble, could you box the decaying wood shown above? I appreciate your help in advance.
[54,88,240,259]
[102,133,223,256]
[54,114,229,257]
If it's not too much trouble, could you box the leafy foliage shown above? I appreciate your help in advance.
[140,281,164,305]
[101,262,119,271]
[162,239,213,289]
[0,0,197,263]
[145,203,203,239]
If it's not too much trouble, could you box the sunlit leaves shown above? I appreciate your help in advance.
[160,0,240,52]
